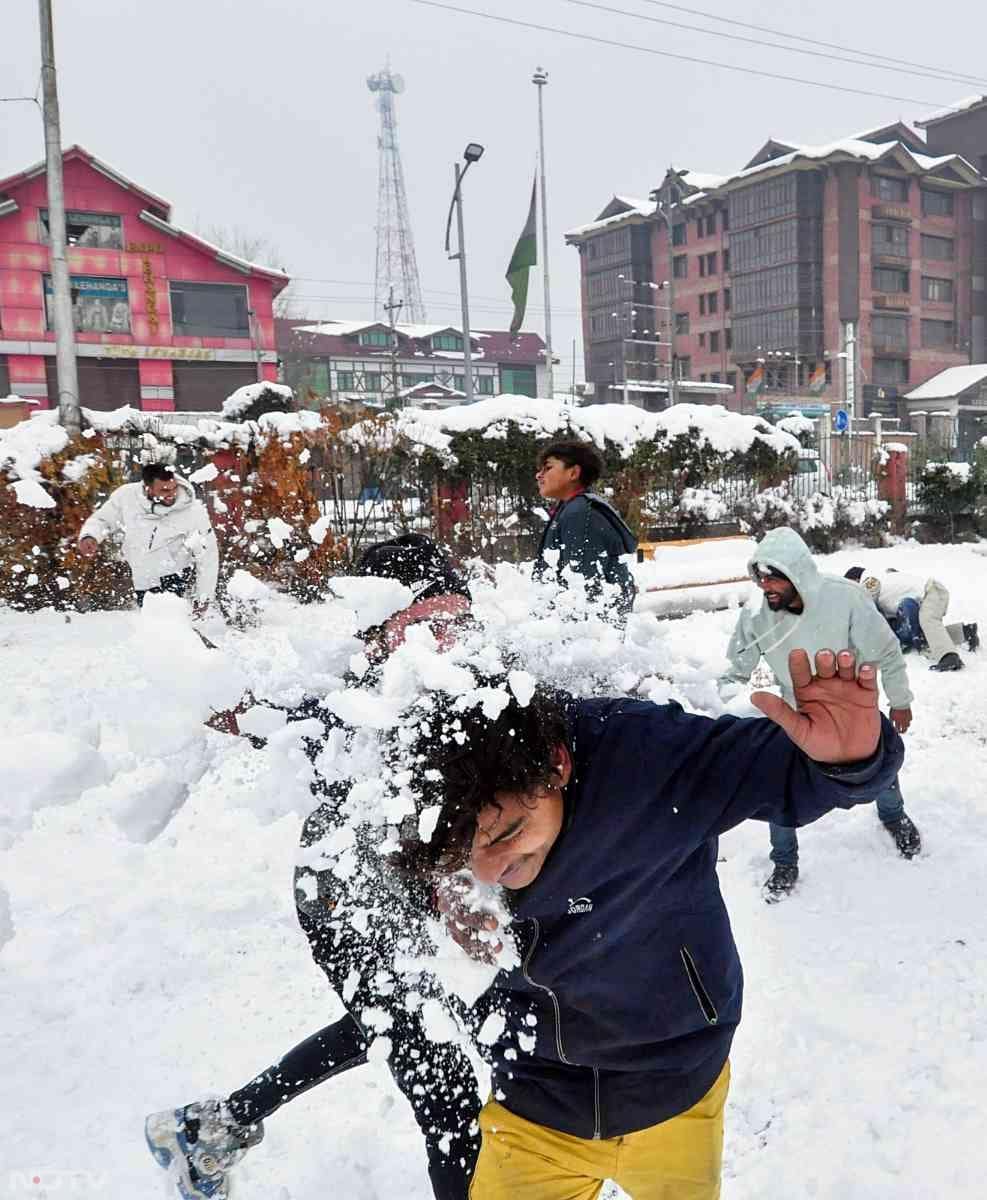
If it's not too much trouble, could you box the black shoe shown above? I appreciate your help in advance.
[965,623,979,652]
[884,814,921,859]
[763,864,799,903]
[930,652,964,671]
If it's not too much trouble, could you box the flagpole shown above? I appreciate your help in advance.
[533,67,554,400]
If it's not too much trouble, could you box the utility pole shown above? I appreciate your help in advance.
[533,67,555,400]
[451,163,475,405]
[38,0,80,433]
[384,284,403,409]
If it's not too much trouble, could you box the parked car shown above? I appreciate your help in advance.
[792,448,831,497]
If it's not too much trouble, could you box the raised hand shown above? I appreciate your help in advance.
[751,649,881,764]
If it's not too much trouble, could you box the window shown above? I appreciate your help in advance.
[707,291,719,314]
[363,372,381,392]
[723,249,730,274]
[698,332,707,349]
[696,218,704,241]
[699,373,708,382]
[336,371,354,391]
[500,366,537,397]
[710,372,721,383]
[704,252,718,276]
[726,371,737,389]
[169,281,249,337]
[44,274,130,333]
[675,312,690,334]
[676,356,691,380]
[873,267,909,294]
[706,215,717,237]
[728,175,798,230]
[721,210,730,231]
[40,209,123,249]
[673,255,688,279]
[699,255,706,277]
[725,328,733,350]
[873,358,909,385]
[724,287,731,311]
[873,175,909,203]
[872,223,910,257]
[432,332,465,351]
[699,294,707,316]
[672,223,687,246]
[922,276,954,303]
[477,375,495,395]
[872,313,909,351]
[921,234,954,260]
[922,319,955,348]
[709,331,720,352]
[359,329,391,347]
[921,189,954,217]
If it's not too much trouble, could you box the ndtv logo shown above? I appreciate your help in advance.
[6,1171,108,1193]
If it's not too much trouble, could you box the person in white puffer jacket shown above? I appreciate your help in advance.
[78,463,219,609]
[844,566,978,673]
[720,527,920,900]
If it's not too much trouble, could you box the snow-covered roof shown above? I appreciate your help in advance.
[719,138,973,190]
[678,170,728,192]
[298,320,488,341]
[905,365,987,401]
[0,144,171,215]
[565,196,657,240]
[0,394,39,406]
[916,95,987,128]
[137,211,289,284]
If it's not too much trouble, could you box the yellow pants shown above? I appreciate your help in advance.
[469,1061,729,1200]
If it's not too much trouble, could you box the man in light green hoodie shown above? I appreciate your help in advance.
[721,527,919,900]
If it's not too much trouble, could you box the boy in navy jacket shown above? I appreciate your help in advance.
[397,648,903,1199]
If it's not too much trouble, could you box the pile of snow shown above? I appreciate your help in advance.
[0,410,69,505]
[83,403,321,452]
[221,382,296,421]
[776,412,816,439]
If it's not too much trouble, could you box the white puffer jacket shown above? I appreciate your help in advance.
[79,478,218,601]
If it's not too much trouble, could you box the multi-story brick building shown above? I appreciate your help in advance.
[0,146,288,412]
[276,317,550,407]
[570,121,987,416]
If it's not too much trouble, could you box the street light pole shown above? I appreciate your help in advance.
[533,67,555,400]
[38,0,80,433]
[445,144,484,406]
[452,164,474,404]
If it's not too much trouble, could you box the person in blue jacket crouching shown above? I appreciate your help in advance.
[395,647,903,1200]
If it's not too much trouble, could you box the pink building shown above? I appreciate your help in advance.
[0,146,289,412]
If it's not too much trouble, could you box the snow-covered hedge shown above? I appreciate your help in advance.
[737,485,890,552]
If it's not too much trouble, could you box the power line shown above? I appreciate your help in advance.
[408,0,968,110]
[558,0,987,90]
[635,0,987,90]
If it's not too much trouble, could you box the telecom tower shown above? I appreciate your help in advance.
[367,66,426,324]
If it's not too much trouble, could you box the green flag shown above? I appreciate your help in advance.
[506,176,538,333]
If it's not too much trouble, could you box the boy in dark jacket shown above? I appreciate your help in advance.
[533,440,637,616]
[395,647,903,1199]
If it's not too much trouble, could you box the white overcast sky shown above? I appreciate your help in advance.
[3,0,986,385]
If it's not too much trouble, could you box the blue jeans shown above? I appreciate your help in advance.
[769,778,906,867]
[889,598,925,650]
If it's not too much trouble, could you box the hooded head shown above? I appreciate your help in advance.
[748,527,820,615]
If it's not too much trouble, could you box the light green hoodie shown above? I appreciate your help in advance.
[723,527,913,709]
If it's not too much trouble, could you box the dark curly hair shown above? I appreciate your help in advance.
[392,679,572,887]
[537,440,603,489]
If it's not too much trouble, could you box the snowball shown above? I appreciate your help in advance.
[267,516,293,549]
[189,462,219,484]
[508,669,536,707]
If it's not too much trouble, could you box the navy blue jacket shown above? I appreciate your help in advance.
[534,493,638,614]
[487,697,904,1140]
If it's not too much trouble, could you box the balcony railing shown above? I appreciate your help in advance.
[873,203,913,222]
[873,292,910,310]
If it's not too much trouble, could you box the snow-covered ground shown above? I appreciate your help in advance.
[3,540,987,1199]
